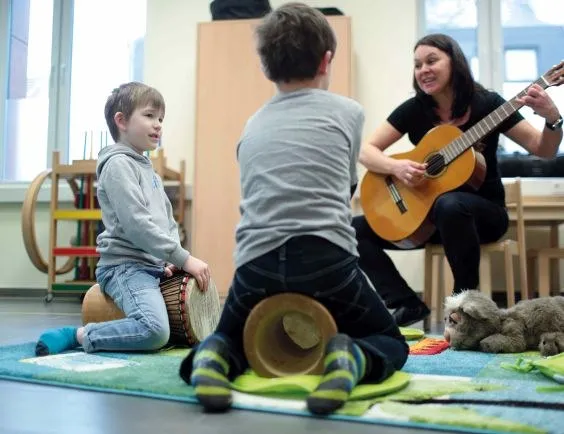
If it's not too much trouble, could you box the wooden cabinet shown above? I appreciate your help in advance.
[192,16,353,297]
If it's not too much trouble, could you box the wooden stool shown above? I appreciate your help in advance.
[243,293,337,378]
[527,248,564,298]
[81,284,125,325]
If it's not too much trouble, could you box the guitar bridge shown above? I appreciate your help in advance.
[385,176,407,214]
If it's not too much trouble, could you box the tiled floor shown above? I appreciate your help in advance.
[0,295,440,434]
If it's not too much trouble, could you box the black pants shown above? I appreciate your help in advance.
[180,235,408,383]
[353,192,509,309]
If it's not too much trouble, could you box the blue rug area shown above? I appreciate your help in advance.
[0,340,563,434]
[403,347,497,377]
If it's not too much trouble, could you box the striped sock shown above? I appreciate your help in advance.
[306,333,366,415]
[189,334,233,412]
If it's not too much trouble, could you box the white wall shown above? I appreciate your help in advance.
[144,0,420,180]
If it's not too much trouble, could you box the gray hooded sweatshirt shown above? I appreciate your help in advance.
[95,144,190,269]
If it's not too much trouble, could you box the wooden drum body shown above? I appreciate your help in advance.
[160,273,221,345]
[81,272,221,347]
[81,284,125,324]
[243,293,338,378]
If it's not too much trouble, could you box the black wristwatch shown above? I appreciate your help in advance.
[546,114,563,131]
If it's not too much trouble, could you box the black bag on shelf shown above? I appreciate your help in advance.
[316,7,344,15]
[210,0,272,20]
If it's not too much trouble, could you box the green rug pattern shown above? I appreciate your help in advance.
[1,332,563,434]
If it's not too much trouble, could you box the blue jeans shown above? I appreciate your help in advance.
[180,236,408,383]
[82,263,170,353]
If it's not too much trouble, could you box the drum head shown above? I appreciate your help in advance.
[186,277,222,342]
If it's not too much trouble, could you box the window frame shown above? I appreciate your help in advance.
[0,0,146,193]
[418,0,504,92]
[48,0,74,169]
[0,0,73,200]
[0,0,11,181]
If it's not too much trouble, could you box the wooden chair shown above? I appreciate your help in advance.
[527,247,564,298]
[422,178,528,330]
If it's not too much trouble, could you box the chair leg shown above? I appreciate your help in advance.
[504,248,516,307]
[439,256,452,324]
[538,253,551,298]
[479,252,492,298]
[550,224,559,295]
[526,254,536,301]
[431,255,441,323]
[518,244,529,301]
[423,247,434,332]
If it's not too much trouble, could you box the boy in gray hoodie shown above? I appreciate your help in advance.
[35,82,210,356]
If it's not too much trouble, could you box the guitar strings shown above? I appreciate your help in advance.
[424,137,479,174]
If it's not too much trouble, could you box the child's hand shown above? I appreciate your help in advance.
[164,264,178,278]
[183,256,210,292]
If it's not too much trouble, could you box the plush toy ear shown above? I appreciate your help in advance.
[449,311,461,323]
[460,298,500,321]
[460,300,486,320]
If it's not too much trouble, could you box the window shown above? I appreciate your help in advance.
[422,0,564,155]
[2,0,54,182]
[425,0,479,78]
[0,0,146,182]
[501,0,564,154]
[505,49,537,82]
[68,0,145,163]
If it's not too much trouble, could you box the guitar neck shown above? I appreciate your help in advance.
[442,76,550,163]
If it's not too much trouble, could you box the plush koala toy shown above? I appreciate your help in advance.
[443,290,564,356]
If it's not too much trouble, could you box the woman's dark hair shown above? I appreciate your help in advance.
[255,2,336,83]
[413,33,484,122]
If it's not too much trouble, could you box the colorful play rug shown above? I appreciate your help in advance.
[0,328,563,434]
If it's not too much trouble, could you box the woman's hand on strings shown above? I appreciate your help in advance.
[516,84,560,123]
[393,160,427,187]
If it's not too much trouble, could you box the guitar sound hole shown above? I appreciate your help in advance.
[425,153,445,176]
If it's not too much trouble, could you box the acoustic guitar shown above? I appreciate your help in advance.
[359,60,564,249]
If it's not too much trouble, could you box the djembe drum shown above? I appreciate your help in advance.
[243,293,338,378]
[81,271,221,346]
[160,272,221,345]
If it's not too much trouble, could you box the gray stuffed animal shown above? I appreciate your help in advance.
[443,290,564,356]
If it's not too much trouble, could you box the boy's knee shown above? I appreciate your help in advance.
[141,317,170,350]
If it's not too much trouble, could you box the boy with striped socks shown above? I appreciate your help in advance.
[179,2,408,415]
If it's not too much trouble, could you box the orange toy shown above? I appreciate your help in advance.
[409,337,450,355]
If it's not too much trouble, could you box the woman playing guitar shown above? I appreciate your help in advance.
[354,33,563,327]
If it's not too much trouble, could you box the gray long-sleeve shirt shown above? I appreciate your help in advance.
[235,88,365,268]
